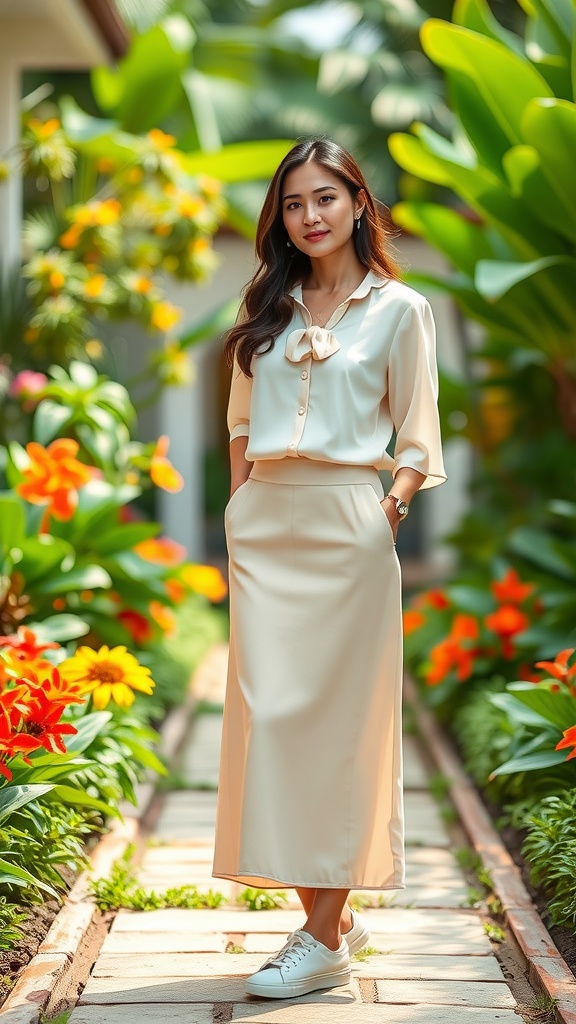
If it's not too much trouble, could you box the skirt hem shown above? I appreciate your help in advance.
[212,870,406,892]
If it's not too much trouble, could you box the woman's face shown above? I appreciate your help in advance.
[281,160,364,258]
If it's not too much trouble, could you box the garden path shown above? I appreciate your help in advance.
[68,644,536,1024]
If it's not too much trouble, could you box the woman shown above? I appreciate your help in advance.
[213,137,446,1000]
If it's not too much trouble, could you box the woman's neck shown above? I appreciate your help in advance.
[303,246,367,294]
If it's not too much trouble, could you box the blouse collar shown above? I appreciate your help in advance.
[288,270,388,306]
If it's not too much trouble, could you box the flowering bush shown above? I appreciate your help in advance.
[404,568,541,704]
[0,625,163,903]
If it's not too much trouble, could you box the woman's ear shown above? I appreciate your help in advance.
[355,189,367,219]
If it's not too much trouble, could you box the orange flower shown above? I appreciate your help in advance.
[49,270,65,289]
[180,564,228,603]
[178,194,204,219]
[131,275,153,294]
[134,536,187,566]
[535,649,576,687]
[485,604,529,659]
[150,436,184,493]
[555,725,576,761]
[425,614,479,686]
[0,627,59,662]
[491,568,535,605]
[403,609,426,635]
[149,601,176,636]
[166,578,186,603]
[17,438,92,521]
[59,224,83,249]
[28,118,61,140]
[117,609,152,645]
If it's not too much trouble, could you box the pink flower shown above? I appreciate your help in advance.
[10,371,48,404]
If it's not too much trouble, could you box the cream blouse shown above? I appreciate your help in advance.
[227,270,446,490]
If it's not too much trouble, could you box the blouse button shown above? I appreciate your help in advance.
[301,371,308,380]
[298,407,305,415]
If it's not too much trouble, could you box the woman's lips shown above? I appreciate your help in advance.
[303,230,329,242]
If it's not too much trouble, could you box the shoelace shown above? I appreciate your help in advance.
[269,932,317,972]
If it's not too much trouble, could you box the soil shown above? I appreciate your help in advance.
[0,898,60,1007]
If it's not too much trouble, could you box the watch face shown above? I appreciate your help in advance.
[397,501,409,517]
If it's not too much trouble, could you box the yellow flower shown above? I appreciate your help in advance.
[83,274,107,299]
[28,118,61,140]
[177,194,204,219]
[85,339,104,359]
[180,564,228,603]
[126,167,144,184]
[199,175,222,199]
[59,645,154,710]
[150,301,182,333]
[130,275,153,295]
[49,270,65,289]
[189,236,210,255]
[147,128,176,151]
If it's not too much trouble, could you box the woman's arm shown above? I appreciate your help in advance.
[230,436,254,497]
[380,466,425,540]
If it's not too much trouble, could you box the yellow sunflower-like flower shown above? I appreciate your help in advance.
[59,645,154,710]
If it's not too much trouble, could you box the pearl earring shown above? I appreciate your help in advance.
[286,239,293,248]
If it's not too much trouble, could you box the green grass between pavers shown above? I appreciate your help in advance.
[89,844,226,911]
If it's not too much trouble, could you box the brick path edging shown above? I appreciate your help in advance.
[0,687,197,1024]
[404,675,576,1024]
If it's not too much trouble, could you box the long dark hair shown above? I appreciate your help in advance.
[224,137,401,376]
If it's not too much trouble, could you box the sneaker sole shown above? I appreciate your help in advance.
[347,924,371,956]
[245,967,351,999]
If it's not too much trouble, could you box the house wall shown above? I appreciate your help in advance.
[0,0,111,266]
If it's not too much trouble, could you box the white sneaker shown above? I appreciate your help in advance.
[245,928,350,999]
[343,909,370,955]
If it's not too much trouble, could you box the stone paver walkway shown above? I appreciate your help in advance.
[69,645,533,1024]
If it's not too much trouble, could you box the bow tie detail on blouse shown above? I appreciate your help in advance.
[285,325,341,363]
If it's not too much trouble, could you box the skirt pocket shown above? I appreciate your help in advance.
[367,484,396,546]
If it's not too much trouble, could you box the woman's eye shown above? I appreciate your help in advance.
[286,202,300,211]
[319,195,333,203]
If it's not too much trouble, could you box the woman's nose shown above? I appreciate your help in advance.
[303,207,321,224]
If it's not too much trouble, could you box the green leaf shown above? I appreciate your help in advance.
[507,682,576,730]
[182,140,294,183]
[421,20,553,145]
[92,17,194,133]
[64,712,113,753]
[37,564,112,595]
[392,201,494,276]
[51,784,119,818]
[508,527,576,579]
[11,535,74,583]
[522,98,576,231]
[0,784,54,823]
[0,856,58,896]
[490,749,568,777]
[27,614,91,642]
[489,691,551,726]
[92,522,160,556]
[178,298,239,349]
[0,495,26,556]
[475,256,576,301]
[33,401,71,445]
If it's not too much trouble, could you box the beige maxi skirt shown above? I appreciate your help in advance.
[212,458,405,890]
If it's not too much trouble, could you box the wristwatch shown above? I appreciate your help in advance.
[385,493,410,518]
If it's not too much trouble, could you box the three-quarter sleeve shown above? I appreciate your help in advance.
[387,299,447,490]
[227,350,253,441]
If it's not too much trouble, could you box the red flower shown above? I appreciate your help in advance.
[555,725,576,762]
[117,609,152,645]
[20,685,78,755]
[485,604,529,659]
[425,589,450,610]
[491,568,535,605]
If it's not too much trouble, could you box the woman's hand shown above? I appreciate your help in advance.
[380,499,400,541]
